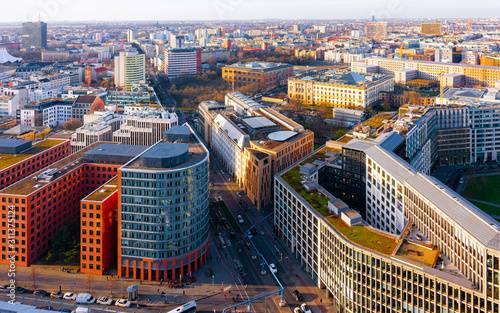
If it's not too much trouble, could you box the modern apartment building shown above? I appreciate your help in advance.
[114,51,146,90]
[164,48,201,78]
[222,62,293,90]
[22,22,47,49]
[275,135,500,313]
[113,108,178,146]
[352,57,500,88]
[210,107,314,209]
[20,99,74,127]
[288,71,394,110]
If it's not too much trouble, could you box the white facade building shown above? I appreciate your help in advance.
[225,92,261,117]
[164,49,200,78]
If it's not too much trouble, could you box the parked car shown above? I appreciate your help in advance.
[269,263,278,274]
[293,290,303,302]
[301,303,312,313]
[33,290,48,297]
[459,177,465,184]
[51,291,63,299]
[15,287,26,293]
[0,285,9,290]
[75,293,96,304]
[71,307,89,313]
[115,299,131,308]
[294,308,303,313]
[97,297,113,305]
[58,309,72,313]
[63,292,77,300]
[237,215,244,224]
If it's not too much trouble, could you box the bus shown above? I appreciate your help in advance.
[167,301,196,313]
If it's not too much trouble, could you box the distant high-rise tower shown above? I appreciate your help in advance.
[127,29,138,43]
[114,51,145,90]
[371,15,375,22]
[22,21,47,49]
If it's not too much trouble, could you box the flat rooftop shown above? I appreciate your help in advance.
[125,135,207,171]
[395,241,440,268]
[0,142,120,196]
[279,151,399,256]
[0,139,67,171]
[83,176,118,202]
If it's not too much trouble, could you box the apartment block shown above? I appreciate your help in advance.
[197,100,234,145]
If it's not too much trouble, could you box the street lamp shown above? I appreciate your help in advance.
[212,275,214,286]
[74,275,77,293]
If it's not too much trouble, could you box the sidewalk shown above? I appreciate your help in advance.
[0,241,239,307]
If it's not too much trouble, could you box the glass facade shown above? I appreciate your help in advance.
[120,162,209,260]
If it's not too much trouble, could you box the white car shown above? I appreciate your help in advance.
[301,303,312,313]
[115,299,131,308]
[97,297,113,305]
[63,293,77,301]
[269,263,278,274]
[237,215,244,224]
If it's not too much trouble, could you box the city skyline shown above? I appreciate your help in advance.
[1,0,500,23]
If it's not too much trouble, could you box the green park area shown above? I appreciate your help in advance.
[463,175,500,216]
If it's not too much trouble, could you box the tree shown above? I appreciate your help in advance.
[34,113,44,127]
[63,118,83,131]
[382,94,392,110]
[106,277,121,297]
[85,274,95,293]
[402,90,421,105]
[29,266,38,289]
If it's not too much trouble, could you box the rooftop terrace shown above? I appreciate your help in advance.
[280,149,399,256]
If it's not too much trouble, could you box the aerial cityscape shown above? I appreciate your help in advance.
[1,1,500,313]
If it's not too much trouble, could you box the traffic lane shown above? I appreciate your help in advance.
[250,230,304,308]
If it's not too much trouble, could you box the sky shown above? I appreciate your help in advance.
[2,0,499,23]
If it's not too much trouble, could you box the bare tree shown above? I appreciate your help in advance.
[29,266,38,289]
[85,274,95,293]
[106,277,120,297]
[63,118,83,131]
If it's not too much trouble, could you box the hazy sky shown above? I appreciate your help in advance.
[2,0,499,23]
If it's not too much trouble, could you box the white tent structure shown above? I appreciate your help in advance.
[0,48,22,64]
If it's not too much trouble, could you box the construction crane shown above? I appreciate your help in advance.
[399,44,403,59]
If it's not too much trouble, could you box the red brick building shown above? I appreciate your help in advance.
[222,61,293,90]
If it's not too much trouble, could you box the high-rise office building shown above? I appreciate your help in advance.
[22,22,47,49]
[114,51,146,90]
[127,29,138,43]
[118,125,210,281]
[164,49,201,78]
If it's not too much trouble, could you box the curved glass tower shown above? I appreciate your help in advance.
[118,125,210,281]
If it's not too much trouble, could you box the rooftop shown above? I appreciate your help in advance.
[83,176,118,202]
[0,139,67,171]
[0,142,118,196]
[395,240,440,268]
[280,151,399,256]
[223,61,292,71]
